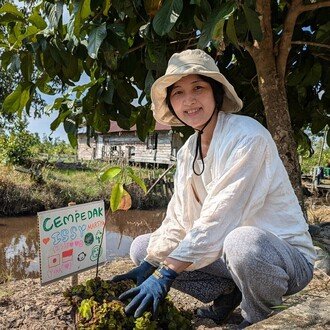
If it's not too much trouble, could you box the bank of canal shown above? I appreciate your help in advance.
[0,209,165,281]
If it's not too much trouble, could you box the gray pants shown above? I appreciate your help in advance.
[129,226,314,323]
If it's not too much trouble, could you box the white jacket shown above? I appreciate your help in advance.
[145,112,316,270]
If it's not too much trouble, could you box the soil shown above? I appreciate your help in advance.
[0,257,329,330]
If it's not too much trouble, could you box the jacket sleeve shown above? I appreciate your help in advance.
[168,134,275,270]
[144,169,187,265]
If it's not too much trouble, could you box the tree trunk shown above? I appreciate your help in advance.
[251,51,304,208]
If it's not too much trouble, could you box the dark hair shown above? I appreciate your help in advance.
[165,75,224,116]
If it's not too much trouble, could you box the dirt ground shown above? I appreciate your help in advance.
[0,256,329,330]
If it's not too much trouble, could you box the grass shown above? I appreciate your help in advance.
[0,163,171,216]
[0,164,112,216]
[0,269,14,285]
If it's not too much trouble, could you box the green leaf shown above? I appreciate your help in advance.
[2,83,32,116]
[64,118,76,135]
[62,52,81,82]
[311,114,327,135]
[0,12,25,24]
[115,80,138,103]
[226,14,239,48]
[91,103,111,132]
[212,20,225,44]
[73,0,92,36]
[36,73,56,95]
[88,22,107,59]
[287,66,308,86]
[21,26,39,41]
[101,79,115,104]
[28,9,47,30]
[110,183,124,212]
[103,0,112,16]
[145,70,154,97]
[80,0,92,19]
[152,0,183,36]
[198,1,236,48]
[1,51,13,70]
[136,106,155,141]
[8,53,20,72]
[67,132,78,148]
[50,110,72,131]
[128,172,147,193]
[100,166,122,182]
[0,3,24,18]
[243,4,263,41]
[301,62,322,86]
[44,1,63,29]
[20,52,33,81]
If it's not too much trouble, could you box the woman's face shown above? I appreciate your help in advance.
[169,74,216,130]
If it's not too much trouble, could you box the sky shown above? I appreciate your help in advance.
[27,96,69,142]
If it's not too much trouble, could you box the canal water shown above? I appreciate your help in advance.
[0,209,165,281]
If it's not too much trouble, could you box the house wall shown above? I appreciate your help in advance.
[95,135,104,159]
[77,135,96,160]
[132,132,173,165]
[78,131,181,165]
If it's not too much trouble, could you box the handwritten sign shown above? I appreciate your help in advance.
[37,200,106,285]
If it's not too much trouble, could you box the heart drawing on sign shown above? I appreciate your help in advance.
[43,237,50,245]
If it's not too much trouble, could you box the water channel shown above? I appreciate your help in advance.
[0,209,165,281]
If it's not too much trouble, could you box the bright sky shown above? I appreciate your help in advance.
[27,95,69,142]
[28,111,68,142]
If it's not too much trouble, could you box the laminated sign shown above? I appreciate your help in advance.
[38,200,106,285]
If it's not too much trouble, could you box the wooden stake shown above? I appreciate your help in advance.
[68,201,78,287]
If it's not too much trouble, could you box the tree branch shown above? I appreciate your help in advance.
[277,0,330,80]
[247,1,273,61]
[276,0,302,81]
[124,42,146,56]
[298,0,330,13]
[292,40,330,50]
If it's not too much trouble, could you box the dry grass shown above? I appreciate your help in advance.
[305,198,330,225]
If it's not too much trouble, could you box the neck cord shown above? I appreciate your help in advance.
[171,107,217,176]
[192,108,216,176]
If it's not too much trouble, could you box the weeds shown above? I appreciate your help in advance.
[0,269,14,285]
[0,164,170,216]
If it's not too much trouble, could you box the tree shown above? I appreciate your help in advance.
[0,0,329,204]
[0,0,47,130]
[0,118,40,165]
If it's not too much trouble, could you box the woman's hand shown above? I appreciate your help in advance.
[119,264,178,318]
[111,261,157,285]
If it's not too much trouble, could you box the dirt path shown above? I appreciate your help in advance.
[0,257,329,329]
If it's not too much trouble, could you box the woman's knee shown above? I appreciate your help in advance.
[129,233,151,265]
[223,226,268,269]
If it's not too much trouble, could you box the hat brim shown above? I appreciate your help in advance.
[151,70,243,126]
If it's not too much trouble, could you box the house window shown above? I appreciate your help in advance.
[128,146,135,157]
[147,133,158,150]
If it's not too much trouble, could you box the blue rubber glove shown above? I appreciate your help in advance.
[111,260,157,285]
[119,264,178,318]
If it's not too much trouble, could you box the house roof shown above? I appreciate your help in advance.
[109,121,171,133]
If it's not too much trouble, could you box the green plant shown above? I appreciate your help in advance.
[63,277,192,329]
[0,121,39,165]
[100,166,147,212]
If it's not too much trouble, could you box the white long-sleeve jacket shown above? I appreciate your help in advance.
[145,112,316,270]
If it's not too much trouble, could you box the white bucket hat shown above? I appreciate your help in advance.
[151,49,243,126]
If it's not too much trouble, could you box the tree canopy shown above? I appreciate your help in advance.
[0,1,329,182]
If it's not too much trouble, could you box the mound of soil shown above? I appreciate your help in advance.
[0,257,329,329]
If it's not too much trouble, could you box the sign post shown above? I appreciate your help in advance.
[37,200,106,286]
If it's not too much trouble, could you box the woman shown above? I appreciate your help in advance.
[112,49,316,328]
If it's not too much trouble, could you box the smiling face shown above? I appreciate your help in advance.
[169,74,217,131]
